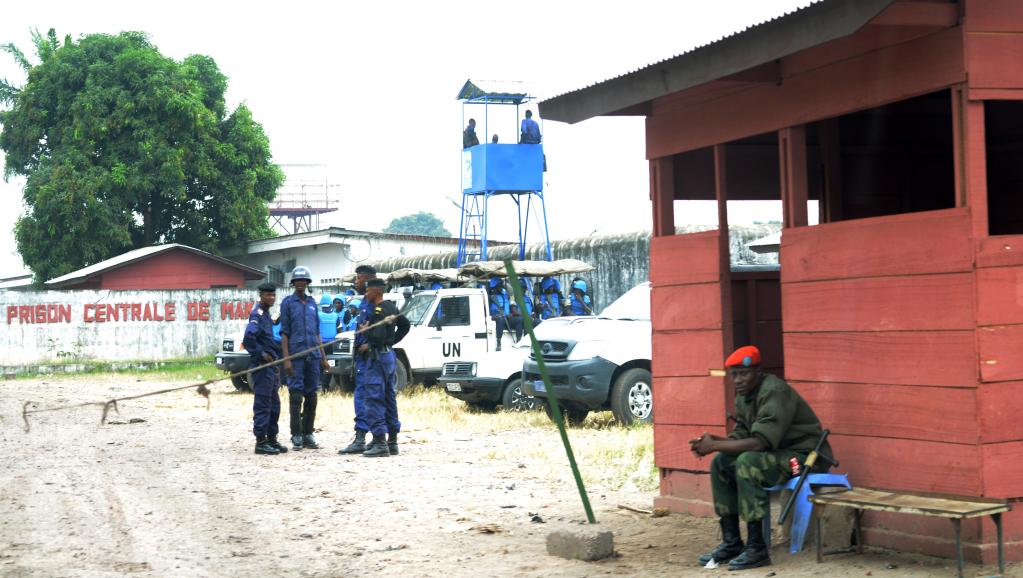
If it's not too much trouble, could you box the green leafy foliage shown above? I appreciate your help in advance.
[383,211,452,237]
[0,30,283,282]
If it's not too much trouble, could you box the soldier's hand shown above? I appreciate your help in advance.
[320,358,330,372]
[357,344,369,354]
[262,353,273,363]
[284,359,294,377]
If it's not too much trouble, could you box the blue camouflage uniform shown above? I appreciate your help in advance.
[358,299,408,438]
[280,291,322,438]
[351,297,374,433]
[243,302,282,440]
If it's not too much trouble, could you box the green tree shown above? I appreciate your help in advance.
[383,212,453,237]
[0,30,283,282]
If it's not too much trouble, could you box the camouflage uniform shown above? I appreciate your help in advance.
[711,373,833,522]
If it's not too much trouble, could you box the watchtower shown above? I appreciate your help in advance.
[269,163,339,234]
[456,79,552,265]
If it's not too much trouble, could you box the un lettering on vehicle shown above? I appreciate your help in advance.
[442,342,461,358]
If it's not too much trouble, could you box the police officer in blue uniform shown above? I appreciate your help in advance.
[567,279,593,316]
[339,265,378,454]
[280,266,329,451]
[244,282,287,455]
[359,278,410,457]
[538,276,564,320]
[488,277,520,351]
[341,299,361,332]
[318,294,340,389]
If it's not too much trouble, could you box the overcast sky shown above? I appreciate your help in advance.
[0,0,813,276]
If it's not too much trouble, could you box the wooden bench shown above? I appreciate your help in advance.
[810,488,1010,578]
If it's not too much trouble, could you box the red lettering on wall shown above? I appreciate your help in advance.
[84,304,95,323]
[187,302,198,320]
[143,303,154,321]
[221,302,233,320]
[199,301,210,321]
[153,302,164,321]
[107,304,119,322]
[59,304,71,323]
[238,302,253,319]
[165,302,176,321]
[7,306,16,325]
[131,303,142,321]
[95,304,107,323]
[20,306,31,323]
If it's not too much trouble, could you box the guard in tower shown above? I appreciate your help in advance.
[280,266,328,451]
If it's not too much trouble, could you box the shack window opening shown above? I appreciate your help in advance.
[808,89,955,223]
[985,100,1023,236]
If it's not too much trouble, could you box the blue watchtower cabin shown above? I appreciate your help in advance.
[456,79,552,266]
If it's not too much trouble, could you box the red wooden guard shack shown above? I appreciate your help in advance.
[541,0,1023,563]
[45,244,264,290]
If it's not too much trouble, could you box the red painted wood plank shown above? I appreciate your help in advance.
[982,441,1023,498]
[653,376,727,427]
[649,231,721,286]
[978,325,1023,382]
[780,208,972,282]
[794,381,978,444]
[784,274,974,332]
[976,235,1023,268]
[646,27,965,158]
[650,283,723,332]
[976,267,1023,326]
[655,469,715,517]
[653,424,726,472]
[967,34,1023,89]
[650,158,675,237]
[980,381,1023,444]
[964,0,1023,32]
[829,433,982,495]
[785,331,977,387]
[652,330,725,378]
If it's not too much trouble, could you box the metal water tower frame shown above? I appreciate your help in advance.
[269,163,340,234]
[456,79,552,266]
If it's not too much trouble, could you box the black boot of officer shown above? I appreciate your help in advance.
[302,392,320,449]
[387,432,399,455]
[338,430,367,454]
[363,433,390,457]
[697,515,744,565]
[255,436,279,455]
[268,436,288,453]
[728,521,770,571]
[289,392,304,450]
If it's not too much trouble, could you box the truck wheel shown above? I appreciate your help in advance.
[231,375,251,392]
[610,368,653,425]
[394,361,410,393]
[543,400,589,426]
[502,378,538,412]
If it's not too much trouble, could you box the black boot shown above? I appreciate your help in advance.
[291,434,304,451]
[255,437,279,455]
[697,515,744,566]
[338,430,367,454]
[303,434,320,449]
[387,432,399,455]
[363,433,390,457]
[728,521,770,571]
[268,436,288,453]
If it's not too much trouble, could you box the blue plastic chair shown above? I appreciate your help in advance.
[765,473,852,553]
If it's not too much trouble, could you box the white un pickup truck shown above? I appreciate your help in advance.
[521,282,652,426]
[329,287,511,391]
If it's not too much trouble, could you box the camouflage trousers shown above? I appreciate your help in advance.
[710,450,803,522]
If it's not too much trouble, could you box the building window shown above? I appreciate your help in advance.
[985,100,1023,235]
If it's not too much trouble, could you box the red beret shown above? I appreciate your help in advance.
[725,345,761,368]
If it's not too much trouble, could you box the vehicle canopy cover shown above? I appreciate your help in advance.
[457,259,594,279]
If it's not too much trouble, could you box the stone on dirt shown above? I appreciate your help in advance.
[546,525,614,561]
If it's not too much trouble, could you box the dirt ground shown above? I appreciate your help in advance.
[0,375,1018,578]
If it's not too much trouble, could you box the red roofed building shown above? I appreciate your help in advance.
[45,244,265,290]
[543,0,1023,564]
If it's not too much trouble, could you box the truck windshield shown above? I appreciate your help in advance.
[401,293,436,326]
[599,283,651,321]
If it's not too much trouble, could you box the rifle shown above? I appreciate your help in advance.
[777,428,839,525]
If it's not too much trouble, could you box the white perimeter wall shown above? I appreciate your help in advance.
[0,288,276,365]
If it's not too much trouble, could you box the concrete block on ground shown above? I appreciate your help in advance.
[546,525,614,561]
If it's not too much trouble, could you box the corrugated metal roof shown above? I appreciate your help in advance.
[539,0,897,124]
[45,243,264,287]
